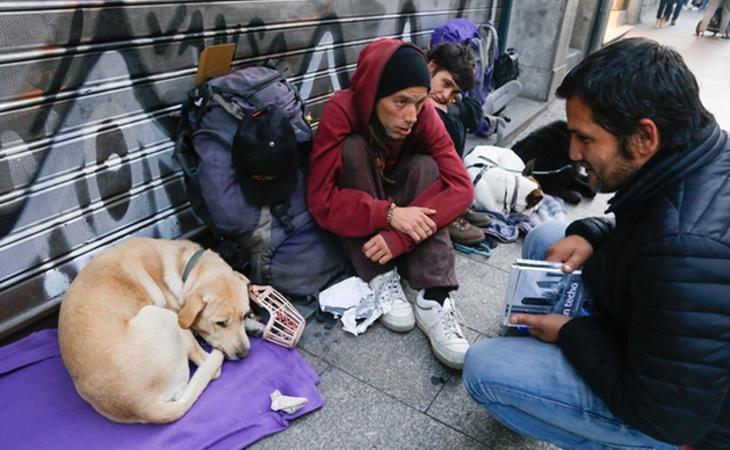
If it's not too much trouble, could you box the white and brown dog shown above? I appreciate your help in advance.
[463,145,544,216]
[58,237,251,424]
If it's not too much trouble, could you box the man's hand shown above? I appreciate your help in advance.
[509,313,571,343]
[389,206,437,243]
[546,235,594,273]
[363,234,393,264]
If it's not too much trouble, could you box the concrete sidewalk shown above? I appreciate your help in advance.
[251,14,730,450]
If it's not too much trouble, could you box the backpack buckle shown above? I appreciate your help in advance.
[189,83,213,102]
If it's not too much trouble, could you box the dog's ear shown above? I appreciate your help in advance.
[178,294,206,329]
[235,272,251,299]
[522,159,536,177]
[526,189,544,209]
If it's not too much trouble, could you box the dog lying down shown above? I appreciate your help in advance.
[463,145,544,216]
[58,238,251,424]
[511,120,597,204]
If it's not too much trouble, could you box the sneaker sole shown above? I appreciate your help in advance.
[415,317,465,370]
[380,316,415,333]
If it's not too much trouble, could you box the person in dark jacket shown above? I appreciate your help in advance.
[463,37,730,450]
[425,43,489,245]
[307,38,473,369]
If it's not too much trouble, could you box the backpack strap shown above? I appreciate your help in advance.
[270,199,295,235]
[211,92,246,120]
[477,21,500,92]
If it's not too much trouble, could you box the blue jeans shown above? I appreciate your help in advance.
[521,219,568,260]
[462,220,679,450]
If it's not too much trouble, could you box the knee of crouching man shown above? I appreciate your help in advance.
[341,134,371,173]
[462,339,505,404]
[407,154,439,183]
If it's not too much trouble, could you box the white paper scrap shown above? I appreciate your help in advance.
[270,389,308,414]
[318,276,372,316]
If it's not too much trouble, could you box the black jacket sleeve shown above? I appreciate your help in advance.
[557,234,730,445]
[565,216,615,249]
[456,96,483,132]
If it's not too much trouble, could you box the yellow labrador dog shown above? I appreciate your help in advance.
[58,237,251,423]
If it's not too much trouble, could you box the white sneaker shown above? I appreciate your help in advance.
[369,269,415,332]
[415,290,469,369]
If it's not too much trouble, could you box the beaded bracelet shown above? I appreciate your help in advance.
[386,203,396,225]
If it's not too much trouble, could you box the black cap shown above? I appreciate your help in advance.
[232,105,298,206]
[376,46,431,99]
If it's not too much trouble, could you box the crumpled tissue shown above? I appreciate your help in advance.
[270,389,309,414]
[318,276,392,336]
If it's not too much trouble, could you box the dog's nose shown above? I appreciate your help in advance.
[236,348,249,359]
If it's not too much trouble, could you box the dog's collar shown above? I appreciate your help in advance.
[182,249,205,282]
[466,159,520,213]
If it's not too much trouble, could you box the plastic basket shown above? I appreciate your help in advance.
[248,285,305,348]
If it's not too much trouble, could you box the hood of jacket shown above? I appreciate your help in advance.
[349,38,429,132]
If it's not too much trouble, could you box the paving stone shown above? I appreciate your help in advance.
[299,315,470,412]
[250,367,486,450]
[452,252,510,337]
[298,347,331,375]
[564,194,613,221]
[427,341,559,450]
[477,239,524,274]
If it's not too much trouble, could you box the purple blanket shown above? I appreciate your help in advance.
[0,329,324,450]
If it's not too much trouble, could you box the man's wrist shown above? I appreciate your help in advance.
[386,203,397,226]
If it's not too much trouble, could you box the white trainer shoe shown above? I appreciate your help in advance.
[369,269,415,332]
[415,290,469,369]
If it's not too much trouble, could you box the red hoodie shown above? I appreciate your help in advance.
[306,38,474,258]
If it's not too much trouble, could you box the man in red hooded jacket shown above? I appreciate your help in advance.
[307,38,474,369]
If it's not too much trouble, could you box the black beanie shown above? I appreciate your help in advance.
[376,46,431,99]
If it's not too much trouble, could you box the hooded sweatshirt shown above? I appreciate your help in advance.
[307,38,474,258]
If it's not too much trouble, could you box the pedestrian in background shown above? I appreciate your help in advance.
[696,0,730,37]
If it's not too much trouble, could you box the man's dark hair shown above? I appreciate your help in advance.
[427,43,476,92]
[556,37,714,155]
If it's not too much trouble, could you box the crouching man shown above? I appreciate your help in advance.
[307,38,474,369]
[463,37,730,449]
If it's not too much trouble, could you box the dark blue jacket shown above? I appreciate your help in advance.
[558,123,730,450]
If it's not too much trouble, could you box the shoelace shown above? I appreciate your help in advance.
[385,276,407,304]
[440,302,465,339]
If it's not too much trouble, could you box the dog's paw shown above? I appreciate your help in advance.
[208,349,224,380]
[547,187,580,204]
[573,178,597,198]
[581,186,597,198]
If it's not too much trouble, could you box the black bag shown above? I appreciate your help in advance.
[492,48,520,90]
